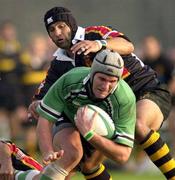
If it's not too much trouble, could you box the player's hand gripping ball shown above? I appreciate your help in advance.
[75,104,115,139]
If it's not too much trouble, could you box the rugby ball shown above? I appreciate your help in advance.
[78,104,115,139]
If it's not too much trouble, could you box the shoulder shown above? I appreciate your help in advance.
[115,79,135,102]
[64,67,90,78]
[85,25,113,36]
[85,25,124,39]
[50,57,74,66]
[120,79,134,94]
[57,67,90,84]
[53,67,90,92]
[49,57,74,72]
[85,25,113,32]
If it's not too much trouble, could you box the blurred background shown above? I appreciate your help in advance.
[0,1,175,179]
[0,0,175,49]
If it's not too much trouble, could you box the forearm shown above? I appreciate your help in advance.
[88,133,132,164]
[106,37,134,55]
[36,117,54,157]
[0,141,13,176]
[0,141,11,158]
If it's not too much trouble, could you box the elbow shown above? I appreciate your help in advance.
[114,154,130,165]
[125,42,134,54]
[120,42,134,55]
[113,147,131,165]
[129,42,134,53]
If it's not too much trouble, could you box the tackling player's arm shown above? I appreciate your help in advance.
[71,37,134,56]
[28,59,74,120]
[104,27,134,54]
[105,36,134,55]
[0,141,14,179]
[71,26,134,56]
[27,59,59,121]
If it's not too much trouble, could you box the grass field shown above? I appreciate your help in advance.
[71,171,165,180]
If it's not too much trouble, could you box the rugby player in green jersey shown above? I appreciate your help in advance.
[25,49,136,180]
[14,50,136,180]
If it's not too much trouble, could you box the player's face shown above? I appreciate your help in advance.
[48,21,72,49]
[92,73,118,99]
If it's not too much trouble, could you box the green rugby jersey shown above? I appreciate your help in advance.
[37,67,136,147]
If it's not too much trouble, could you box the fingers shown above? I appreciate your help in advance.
[27,111,39,121]
[43,150,64,165]
[76,107,83,118]
[91,111,98,124]
[71,42,87,54]
[56,150,64,159]
[71,40,100,55]
[83,48,91,55]
[76,46,89,55]
[0,169,14,180]
[0,174,14,180]
[27,101,40,121]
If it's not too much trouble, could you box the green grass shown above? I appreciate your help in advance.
[71,171,165,180]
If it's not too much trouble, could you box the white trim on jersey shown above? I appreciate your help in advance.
[40,100,61,116]
[72,26,85,44]
[15,171,24,180]
[53,49,75,63]
[103,30,119,39]
[131,53,145,67]
[26,170,40,180]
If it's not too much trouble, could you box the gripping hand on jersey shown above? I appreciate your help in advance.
[71,40,102,55]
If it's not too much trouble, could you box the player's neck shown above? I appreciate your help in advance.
[66,50,75,59]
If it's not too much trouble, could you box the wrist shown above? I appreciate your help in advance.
[95,40,107,50]
[42,149,54,157]
[0,143,12,157]
[83,130,95,141]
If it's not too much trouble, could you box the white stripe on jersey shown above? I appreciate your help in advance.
[115,131,134,141]
[41,100,61,116]
[131,53,145,67]
[103,30,119,39]
[26,170,40,180]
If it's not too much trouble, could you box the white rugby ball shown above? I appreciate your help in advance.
[81,104,115,139]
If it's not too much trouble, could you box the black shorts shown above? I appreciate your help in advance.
[136,84,172,120]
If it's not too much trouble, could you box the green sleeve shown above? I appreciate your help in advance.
[37,77,65,123]
[113,81,136,148]
[114,97,136,147]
